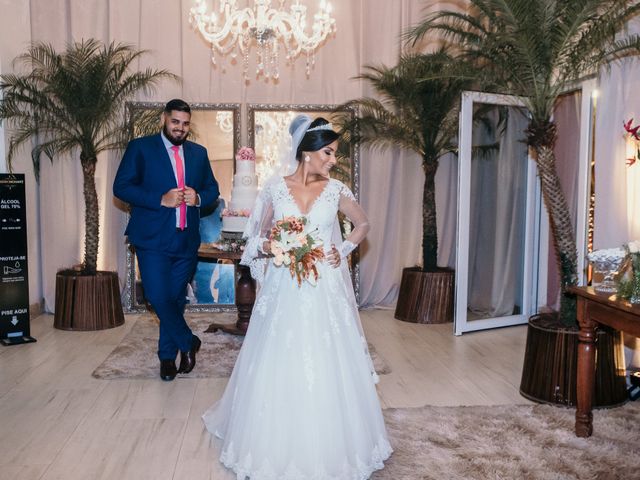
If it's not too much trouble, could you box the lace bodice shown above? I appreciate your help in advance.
[240,177,369,283]
[269,177,354,245]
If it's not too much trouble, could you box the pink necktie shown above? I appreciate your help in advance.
[171,146,186,230]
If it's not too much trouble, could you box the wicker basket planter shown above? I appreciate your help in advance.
[520,313,627,407]
[54,269,125,331]
[394,267,454,324]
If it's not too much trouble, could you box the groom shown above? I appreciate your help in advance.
[114,99,219,381]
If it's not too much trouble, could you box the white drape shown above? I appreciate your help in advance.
[0,0,440,311]
[466,108,529,317]
[594,59,640,370]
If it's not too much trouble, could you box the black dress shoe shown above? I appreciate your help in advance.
[178,335,201,374]
[160,359,177,381]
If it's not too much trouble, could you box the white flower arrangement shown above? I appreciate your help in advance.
[627,240,640,254]
[588,248,627,294]
[587,247,626,264]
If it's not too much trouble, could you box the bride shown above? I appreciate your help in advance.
[202,115,392,479]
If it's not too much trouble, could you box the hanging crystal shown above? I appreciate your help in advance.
[189,0,336,82]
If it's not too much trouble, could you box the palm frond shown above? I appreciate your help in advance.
[406,0,640,123]
[0,39,177,174]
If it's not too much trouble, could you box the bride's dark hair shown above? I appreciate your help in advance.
[293,117,339,160]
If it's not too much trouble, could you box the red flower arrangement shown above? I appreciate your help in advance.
[623,118,639,167]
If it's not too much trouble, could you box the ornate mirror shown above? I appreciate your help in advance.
[247,103,361,304]
[122,102,241,313]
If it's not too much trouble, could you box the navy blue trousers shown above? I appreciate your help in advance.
[135,233,198,361]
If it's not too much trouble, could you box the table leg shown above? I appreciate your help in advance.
[235,265,255,332]
[575,297,596,437]
[205,262,256,336]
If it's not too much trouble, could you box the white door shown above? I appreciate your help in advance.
[454,91,542,335]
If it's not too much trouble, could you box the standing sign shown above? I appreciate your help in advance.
[0,173,36,345]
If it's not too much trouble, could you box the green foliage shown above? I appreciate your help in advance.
[407,0,640,128]
[407,0,640,325]
[0,39,176,273]
[335,50,473,270]
[0,39,176,178]
[337,49,471,164]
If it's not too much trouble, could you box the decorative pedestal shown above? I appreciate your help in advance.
[198,246,256,336]
[394,267,454,324]
[54,270,125,331]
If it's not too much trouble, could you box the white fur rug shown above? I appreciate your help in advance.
[375,402,639,479]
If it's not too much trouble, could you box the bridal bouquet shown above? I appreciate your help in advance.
[269,216,325,286]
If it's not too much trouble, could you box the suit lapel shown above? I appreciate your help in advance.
[154,134,178,187]
[183,141,194,187]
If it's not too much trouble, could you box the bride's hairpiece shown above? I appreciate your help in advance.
[307,123,334,133]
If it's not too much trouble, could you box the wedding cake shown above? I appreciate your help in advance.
[222,147,258,233]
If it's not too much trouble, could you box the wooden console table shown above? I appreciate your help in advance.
[198,245,255,336]
[569,286,640,437]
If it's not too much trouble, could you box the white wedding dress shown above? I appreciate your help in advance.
[203,176,392,480]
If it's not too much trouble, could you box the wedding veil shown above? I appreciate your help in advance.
[238,114,377,382]
[239,114,314,283]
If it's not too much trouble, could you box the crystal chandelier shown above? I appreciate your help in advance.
[189,0,336,81]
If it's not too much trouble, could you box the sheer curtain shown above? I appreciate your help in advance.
[0,0,437,311]
[466,108,529,317]
[594,58,640,370]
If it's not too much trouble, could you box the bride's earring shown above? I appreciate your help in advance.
[304,156,311,162]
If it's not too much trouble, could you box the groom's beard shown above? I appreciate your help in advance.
[163,125,188,146]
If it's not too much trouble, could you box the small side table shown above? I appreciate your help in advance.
[568,286,640,437]
[197,245,256,336]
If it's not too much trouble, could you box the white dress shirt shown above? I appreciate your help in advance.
[160,131,188,228]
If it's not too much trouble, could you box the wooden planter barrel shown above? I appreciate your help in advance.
[520,313,627,407]
[394,267,454,324]
[54,270,125,331]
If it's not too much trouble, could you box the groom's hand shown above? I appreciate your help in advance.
[161,188,185,208]
[183,186,198,207]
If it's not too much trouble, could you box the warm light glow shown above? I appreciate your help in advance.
[215,111,234,134]
[626,134,637,164]
[189,0,336,81]
[254,111,296,185]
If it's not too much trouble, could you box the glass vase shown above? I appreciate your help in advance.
[592,257,625,294]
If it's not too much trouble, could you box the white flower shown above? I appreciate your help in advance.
[278,230,302,250]
[273,252,285,266]
[628,240,640,254]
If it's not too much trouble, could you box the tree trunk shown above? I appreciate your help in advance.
[534,144,578,325]
[81,153,99,275]
[422,159,438,271]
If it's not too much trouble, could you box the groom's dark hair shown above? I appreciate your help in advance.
[296,117,340,160]
[164,98,191,114]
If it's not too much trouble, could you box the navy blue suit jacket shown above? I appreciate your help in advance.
[113,134,219,254]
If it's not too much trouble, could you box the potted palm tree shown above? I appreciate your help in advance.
[0,39,175,330]
[408,0,639,405]
[338,50,471,323]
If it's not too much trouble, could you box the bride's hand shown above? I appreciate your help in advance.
[261,240,272,255]
[327,245,341,268]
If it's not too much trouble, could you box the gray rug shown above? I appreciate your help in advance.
[92,312,391,379]
[375,402,640,480]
